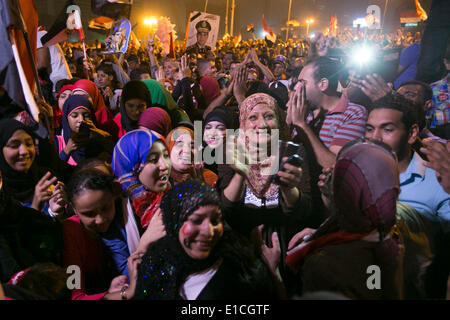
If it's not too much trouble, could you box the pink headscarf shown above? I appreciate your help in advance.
[137,107,172,137]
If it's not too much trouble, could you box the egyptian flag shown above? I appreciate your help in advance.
[262,14,276,44]
[329,14,337,35]
[68,7,85,41]
[0,0,39,119]
[415,0,428,21]
[91,0,132,20]
[40,0,78,47]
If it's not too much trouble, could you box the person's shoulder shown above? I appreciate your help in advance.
[345,101,368,117]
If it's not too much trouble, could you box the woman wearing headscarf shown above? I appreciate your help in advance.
[130,180,278,300]
[0,119,66,217]
[0,167,62,284]
[137,107,172,137]
[202,105,235,175]
[286,140,404,299]
[71,79,115,135]
[53,84,73,134]
[112,80,151,140]
[111,129,171,229]
[142,79,191,127]
[216,93,312,283]
[55,95,115,167]
[166,126,217,187]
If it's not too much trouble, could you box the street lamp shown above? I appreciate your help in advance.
[305,18,314,37]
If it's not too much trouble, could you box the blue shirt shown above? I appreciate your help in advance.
[398,152,450,233]
[394,42,420,90]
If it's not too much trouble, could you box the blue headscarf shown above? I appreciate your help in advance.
[111,129,162,201]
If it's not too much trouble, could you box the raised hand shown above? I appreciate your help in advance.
[349,73,392,102]
[287,80,309,129]
[136,208,167,254]
[32,172,58,212]
[49,182,67,215]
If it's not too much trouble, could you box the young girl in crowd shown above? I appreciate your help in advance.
[71,79,114,133]
[96,63,122,114]
[113,80,151,139]
[131,180,279,300]
[53,84,73,134]
[111,129,171,229]
[166,126,218,187]
[55,95,114,167]
[63,168,165,300]
[202,105,234,175]
[0,118,66,217]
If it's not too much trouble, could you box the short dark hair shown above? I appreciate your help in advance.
[67,168,115,203]
[398,80,433,102]
[304,56,343,95]
[371,92,419,130]
[97,63,116,78]
[130,68,151,80]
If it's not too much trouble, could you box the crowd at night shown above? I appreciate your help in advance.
[0,0,449,304]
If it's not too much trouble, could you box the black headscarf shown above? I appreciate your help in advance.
[134,180,222,300]
[133,179,276,300]
[0,118,45,203]
[119,80,151,133]
[61,95,96,164]
[203,105,234,130]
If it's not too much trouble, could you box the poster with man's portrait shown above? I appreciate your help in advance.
[102,17,131,54]
[185,12,220,54]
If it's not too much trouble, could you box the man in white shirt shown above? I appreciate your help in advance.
[36,29,72,93]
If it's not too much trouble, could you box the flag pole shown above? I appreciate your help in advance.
[286,0,292,42]
[230,0,235,37]
[204,0,209,12]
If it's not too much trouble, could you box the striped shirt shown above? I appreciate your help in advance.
[306,96,368,148]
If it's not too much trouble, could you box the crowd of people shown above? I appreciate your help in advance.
[0,4,449,301]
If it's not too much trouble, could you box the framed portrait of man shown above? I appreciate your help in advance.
[185,11,220,57]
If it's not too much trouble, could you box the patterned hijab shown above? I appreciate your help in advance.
[111,129,169,228]
[286,140,402,279]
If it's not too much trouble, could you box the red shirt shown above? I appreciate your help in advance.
[62,215,108,300]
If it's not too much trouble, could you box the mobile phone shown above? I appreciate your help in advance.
[79,121,90,136]
[273,154,304,186]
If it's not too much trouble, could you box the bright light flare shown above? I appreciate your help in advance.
[144,17,158,26]
[352,46,374,66]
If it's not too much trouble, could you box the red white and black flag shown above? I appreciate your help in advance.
[0,0,39,119]
[40,0,85,47]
